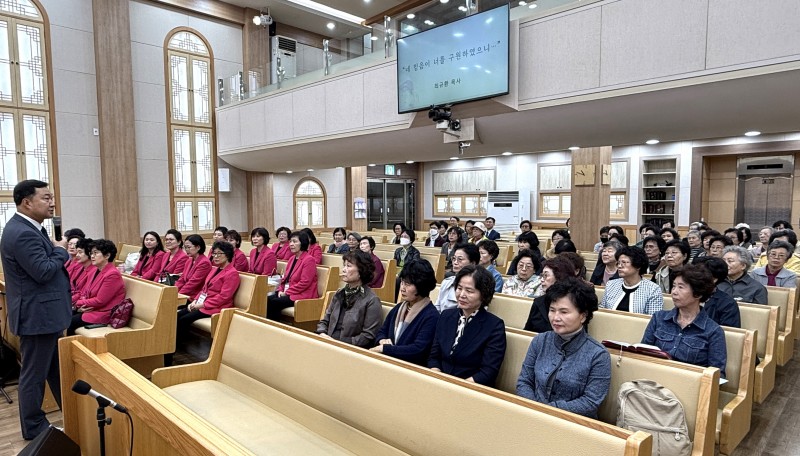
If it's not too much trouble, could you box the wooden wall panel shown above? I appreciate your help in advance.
[570,146,611,252]
[247,172,274,231]
[704,156,737,229]
[93,0,140,244]
[242,7,272,87]
[346,166,367,232]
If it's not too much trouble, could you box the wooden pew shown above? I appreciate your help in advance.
[278,265,340,331]
[320,253,397,303]
[115,242,140,267]
[145,310,651,455]
[191,272,269,336]
[763,286,796,366]
[588,310,756,456]
[372,249,445,283]
[73,275,178,376]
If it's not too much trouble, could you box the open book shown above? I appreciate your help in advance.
[601,340,672,360]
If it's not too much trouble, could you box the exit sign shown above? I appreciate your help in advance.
[385,164,395,175]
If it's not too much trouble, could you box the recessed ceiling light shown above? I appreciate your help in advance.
[406,13,415,19]
[405,160,414,164]
[449,156,459,160]
[286,170,293,174]
[307,168,314,172]
[458,5,468,11]
[440,0,449,3]
[528,3,537,8]
[336,166,344,169]
[518,1,526,5]
[370,36,378,40]
[646,139,660,145]
[326,22,335,30]
[568,146,580,151]
[502,151,513,156]
[368,163,376,167]
[424,19,434,26]
[744,131,761,137]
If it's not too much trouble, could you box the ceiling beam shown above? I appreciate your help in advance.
[147,0,246,25]
[363,0,430,25]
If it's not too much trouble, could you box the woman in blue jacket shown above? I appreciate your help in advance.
[371,259,439,365]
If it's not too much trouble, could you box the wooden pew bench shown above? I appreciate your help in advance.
[763,286,796,366]
[114,242,140,268]
[588,309,756,455]
[191,272,269,336]
[142,310,652,455]
[372,248,445,283]
[321,253,397,303]
[277,265,340,331]
[74,275,178,376]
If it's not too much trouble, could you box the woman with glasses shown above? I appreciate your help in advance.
[64,234,84,281]
[502,249,542,298]
[524,256,575,333]
[750,241,798,288]
[441,226,463,274]
[653,240,690,293]
[434,243,479,312]
[224,230,250,272]
[267,230,319,320]
[69,238,94,303]
[249,227,277,276]
[720,245,767,304]
[271,226,293,260]
[158,229,189,283]
[131,231,167,281]
[175,235,213,302]
[642,235,666,276]
[589,240,623,286]
[68,239,125,335]
[708,235,733,258]
[327,227,349,254]
[600,246,663,315]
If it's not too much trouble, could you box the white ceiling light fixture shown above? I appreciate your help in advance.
[528,3,537,8]
[568,146,580,151]
[458,5,468,12]
[744,131,761,137]
[440,0,449,3]
[645,139,660,145]
[407,13,416,19]
[282,0,364,25]
[502,151,513,156]
[286,170,293,174]
[518,1,526,5]
[449,156,459,160]
[252,10,273,28]
[307,168,314,172]
[405,160,414,164]
[368,163,376,167]
[326,22,335,30]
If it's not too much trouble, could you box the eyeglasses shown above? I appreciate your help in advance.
[617,260,632,266]
[517,262,534,270]
[90,251,102,257]
[768,252,788,260]
[664,251,682,257]
[540,272,552,279]
[452,256,468,263]
[211,251,225,257]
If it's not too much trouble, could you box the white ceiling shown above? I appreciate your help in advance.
[221,0,404,39]
[218,68,800,172]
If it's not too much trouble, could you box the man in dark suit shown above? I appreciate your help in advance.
[484,217,501,241]
[0,180,71,440]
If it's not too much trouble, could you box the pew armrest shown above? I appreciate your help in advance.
[293,297,325,323]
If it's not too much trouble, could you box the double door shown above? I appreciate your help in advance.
[367,179,415,231]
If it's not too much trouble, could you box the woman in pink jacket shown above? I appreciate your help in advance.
[175,241,241,344]
[267,230,318,320]
[249,227,278,276]
[131,231,167,281]
[271,226,293,260]
[175,234,212,300]
[224,230,250,272]
[68,239,126,334]
[158,229,190,282]
[302,228,323,264]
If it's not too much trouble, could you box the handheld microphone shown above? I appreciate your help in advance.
[71,379,128,413]
[53,216,62,241]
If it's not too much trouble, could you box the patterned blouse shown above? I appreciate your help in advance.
[501,274,542,298]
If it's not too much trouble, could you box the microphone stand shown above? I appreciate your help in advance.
[94,396,112,456]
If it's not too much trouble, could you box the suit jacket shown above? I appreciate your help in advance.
[70,265,93,302]
[368,253,385,289]
[232,248,249,272]
[281,252,319,300]
[308,243,323,264]
[486,229,501,241]
[176,254,212,300]
[159,249,190,276]
[377,302,440,365]
[133,250,167,281]
[271,242,293,260]
[428,308,507,386]
[197,263,241,315]
[249,246,278,276]
[75,264,125,324]
[317,287,382,348]
[0,213,72,335]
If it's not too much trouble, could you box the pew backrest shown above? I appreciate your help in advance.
[488,293,533,330]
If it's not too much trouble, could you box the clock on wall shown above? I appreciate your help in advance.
[573,164,596,186]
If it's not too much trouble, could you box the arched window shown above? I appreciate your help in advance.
[294,178,326,228]
[0,0,54,237]
[165,29,216,233]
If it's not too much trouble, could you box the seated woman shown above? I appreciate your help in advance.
[544,229,570,259]
[69,237,94,302]
[131,231,167,281]
[502,249,542,298]
[589,240,622,286]
[64,234,84,281]
[428,265,507,386]
[478,240,503,292]
[516,220,533,241]
[751,240,798,288]
[463,220,475,242]
[754,229,800,273]
[175,241,241,348]
[249,227,277,276]
[524,256,575,333]
[560,252,590,284]
[317,250,382,347]
[389,222,406,245]
[660,227,680,243]
[371,259,439,365]
[600,246,664,315]
[441,226,462,273]
[720,245,767,304]
[207,226,228,260]
[708,235,733,258]
[516,277,611,419]
[393,228,421,300]
[642,264,727,377]
[359,236,385,289]
[224,230,249,272]
[68,239,126,335]
[158,229,189,283]
[346,232,362,252]
[301,227,323,264]
[271,226,293,261]
[652,240,690,293]
[426,221,445,247]
[686,230,704,263]
[327,227,349,254]
[642,235,666,276]
[750,226,774,258]
[508,231,543,277]
[435,243,479,312]
[175,235,213,302]
[692,257,741,327]
[468,222,489,244]
[267,231,319,320]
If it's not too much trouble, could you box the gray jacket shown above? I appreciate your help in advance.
[750,267,797,289]
[317,286,382,348]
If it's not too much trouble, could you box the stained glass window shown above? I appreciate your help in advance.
[0,0,40,19]
[295,179,326,228]
[168,31,208,56]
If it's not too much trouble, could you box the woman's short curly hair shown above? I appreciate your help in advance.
[542,256,575,282]
[211,240,235,262]
[673,264,715,302]
[93,239,118,263]
[544,277,598,328]
[615,246,649,275]
[342,250,375,285]
[398,259,437,297]
[517,231,539,248]
[454,265,496,308]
